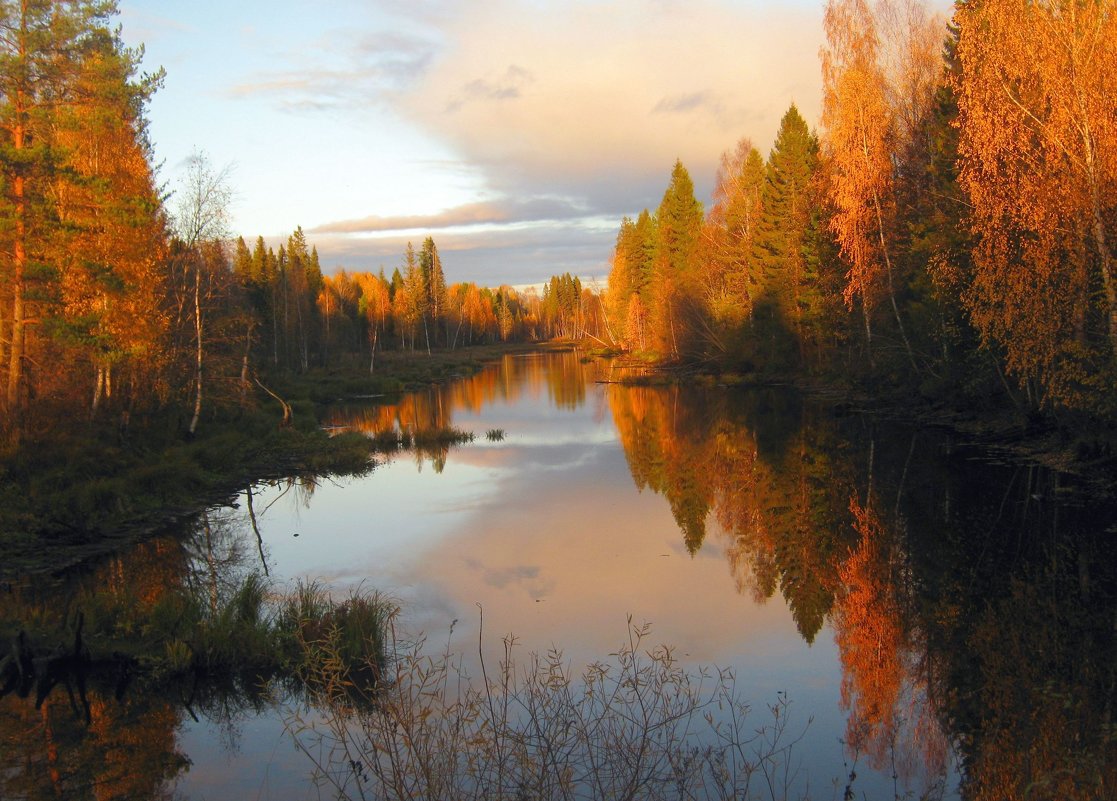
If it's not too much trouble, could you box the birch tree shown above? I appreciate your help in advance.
[955,0,1117,407]
[175,152,231,435]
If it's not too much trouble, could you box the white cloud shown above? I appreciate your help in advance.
[393,0,825,209]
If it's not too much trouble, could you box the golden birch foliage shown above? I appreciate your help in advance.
[955,0,1117,404]
[834,496,905,755]
[821,0,894,313]
[876,0,944,152]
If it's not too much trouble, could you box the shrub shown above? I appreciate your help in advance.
[287,618,811,801]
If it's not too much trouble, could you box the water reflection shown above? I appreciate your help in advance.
[3,352,1114,799]
[0,507,281,800]
[323,351,606,472]
[607,379,1116,799]
[313,356,1116,798]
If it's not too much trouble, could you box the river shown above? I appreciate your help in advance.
[3,350,1114,800]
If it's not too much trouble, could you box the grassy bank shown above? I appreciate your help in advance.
[0,343,538,577]
[0,573,393,712]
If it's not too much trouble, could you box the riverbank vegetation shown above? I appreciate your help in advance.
[289,619,812,801]
[602,0,1117,429]
[2,509,394,697]
[0,342,539,572]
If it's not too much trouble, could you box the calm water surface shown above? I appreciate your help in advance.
[4,351,1114,800]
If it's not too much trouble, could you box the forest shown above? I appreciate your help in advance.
[606,0,1117,420]
[0,2,597,450]
[1,0,1115,453]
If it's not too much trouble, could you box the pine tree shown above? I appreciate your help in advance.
[0,0,146,440]
[52,19,167,419]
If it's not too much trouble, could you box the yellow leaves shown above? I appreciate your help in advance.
[821,0,896,310]
[954,0,1117,405]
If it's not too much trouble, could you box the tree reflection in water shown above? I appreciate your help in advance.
[0,505,286,800]
[3,354,1114,799]
[607,380,1116,800]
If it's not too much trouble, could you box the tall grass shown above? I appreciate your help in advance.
[276,581,394,694]
[76,574,392,691]
[287,617,811,801]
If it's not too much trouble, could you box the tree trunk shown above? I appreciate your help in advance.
[1085,155,1117,352]
[92,365,105,417]
[6,147,26,442]
[240,325,252,407]
[188,257,203,436]
[872,190,917,371]
[245,484,268,577]
[861,295,874,369]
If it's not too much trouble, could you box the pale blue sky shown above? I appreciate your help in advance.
[119,0,949,287]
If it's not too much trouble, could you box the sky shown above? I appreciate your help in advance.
[117,0,940,288]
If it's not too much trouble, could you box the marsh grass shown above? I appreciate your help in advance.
[363,426,475,454]
[287,617,812,801]
[276,581,394,695]
[4,574,393,697]
[485,428,506,441]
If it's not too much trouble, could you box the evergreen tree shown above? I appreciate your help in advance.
[754,105,825,368]
[419,237,446,347]
[0,0,155,440]
[653,160,703,356]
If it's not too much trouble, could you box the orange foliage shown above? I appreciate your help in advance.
[822,0,893,318]
[834,495,906,754]
[954,0,1117,405]
[833,493,948,784]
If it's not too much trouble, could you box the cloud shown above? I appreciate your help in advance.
[226,0,832,285]
[653,92,723,116]
[228,29,437,111]
[448,64,535,111]
[310,196,587,234]
[310,221,617,287]
[393,0,826,211]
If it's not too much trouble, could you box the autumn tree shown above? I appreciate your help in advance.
[542,273,583,338]
[606,210,657,350]
[822,0,942,370]
[394,242,425,351]
[357,271,391,371]
[954,0,1117,409]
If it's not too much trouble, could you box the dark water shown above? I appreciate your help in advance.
[3,351,1114,800]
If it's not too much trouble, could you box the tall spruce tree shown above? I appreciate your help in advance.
[419,236,446,347]
[653,160,703,356]
[755,105,824,367]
